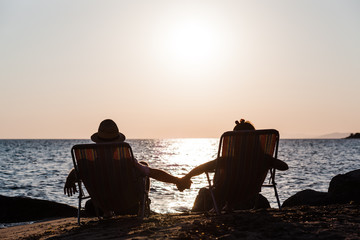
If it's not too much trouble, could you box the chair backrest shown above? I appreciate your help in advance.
[213,129,279,205]
[71,142,141,213]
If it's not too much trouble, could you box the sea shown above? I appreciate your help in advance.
[0,138,359,226]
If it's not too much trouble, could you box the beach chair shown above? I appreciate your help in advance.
[205,129,282,214]
[71,142,150,224]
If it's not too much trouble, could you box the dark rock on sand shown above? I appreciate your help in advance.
[283,169,360,208]
[282,189,330,207]
[328,169,360,203]
[0,195,77,223]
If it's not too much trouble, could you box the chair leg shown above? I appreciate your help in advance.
[205,172,220,215]
[77,181,83,225]
[138,176,150,219]
[273,184,281,209]
[138,194,145,219]
[77,195,81,225]
[253,194,259,210]
[144,176,150,217]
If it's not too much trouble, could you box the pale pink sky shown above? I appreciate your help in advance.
[1,0,359,139]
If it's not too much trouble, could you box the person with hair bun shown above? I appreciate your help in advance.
[178,119,288,211]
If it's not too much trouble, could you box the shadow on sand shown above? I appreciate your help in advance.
[51,204,360,239]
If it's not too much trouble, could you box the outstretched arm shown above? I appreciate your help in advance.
[184,159,217,179]
[148,168,180,184]
[134,158,192,191]
[148,168,192,192]
[175,159,217,191]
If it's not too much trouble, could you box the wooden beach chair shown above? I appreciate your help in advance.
[71,142,149,224]
[205,129,282,214]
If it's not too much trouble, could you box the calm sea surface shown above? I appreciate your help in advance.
[0,138,359,218]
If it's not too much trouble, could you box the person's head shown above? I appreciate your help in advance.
[233,119,255,131]
[91,119,126,143]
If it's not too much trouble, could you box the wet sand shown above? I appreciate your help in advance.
[1,204,359,239]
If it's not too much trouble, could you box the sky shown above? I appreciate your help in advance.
[1,0,359,139]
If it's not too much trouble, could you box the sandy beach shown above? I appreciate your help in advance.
[1,203,359,240]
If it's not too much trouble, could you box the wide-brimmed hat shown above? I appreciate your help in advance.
[91,119,126,143]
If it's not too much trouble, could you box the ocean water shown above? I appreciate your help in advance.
[0,138,359,218]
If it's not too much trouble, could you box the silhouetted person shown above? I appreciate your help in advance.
[64,119,191,216]
[178,119,288,211]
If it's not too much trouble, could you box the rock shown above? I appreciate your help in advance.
[0,195,77,223]
[328,169,360,204]
[345,133,360,139]
[283,169,360,208]
[282,189,330,208]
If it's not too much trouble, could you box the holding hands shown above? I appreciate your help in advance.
[176,175,192,192]
[64,167,195,195]
[175,161,211,192]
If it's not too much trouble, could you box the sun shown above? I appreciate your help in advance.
[158,18,223,70]
[168,20,218,63]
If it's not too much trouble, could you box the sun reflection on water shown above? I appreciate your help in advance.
[129,138,219,213]
[160,138,218,165]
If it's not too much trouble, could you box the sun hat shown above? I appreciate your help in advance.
[91,119,126,143]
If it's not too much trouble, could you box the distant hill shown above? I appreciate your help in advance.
[280,132,355,139]
[317,132,351,139]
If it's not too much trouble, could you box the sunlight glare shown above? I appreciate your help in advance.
[170,22,216,62]
[162,19,222,68]
[163,139,218,166]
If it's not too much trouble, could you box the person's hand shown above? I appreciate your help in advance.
[64,180,77,197]
[64,169,78,197]
[176,176,192,192]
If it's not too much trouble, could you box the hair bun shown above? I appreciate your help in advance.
[233,119,255,131]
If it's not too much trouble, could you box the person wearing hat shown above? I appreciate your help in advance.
[64,119,192,213]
